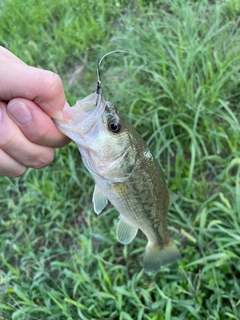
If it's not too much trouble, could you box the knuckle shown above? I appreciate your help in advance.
[0,133,14,150]
[32,149,54,169]
[38,70,63,95]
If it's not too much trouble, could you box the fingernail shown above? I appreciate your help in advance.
[62,101,72,121]
[8,101,32,125]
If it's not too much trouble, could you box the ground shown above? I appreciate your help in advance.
[0,0,239,319]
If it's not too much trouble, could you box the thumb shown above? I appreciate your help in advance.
[0,60,72,122]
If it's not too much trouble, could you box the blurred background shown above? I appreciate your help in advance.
[0,0,240,319]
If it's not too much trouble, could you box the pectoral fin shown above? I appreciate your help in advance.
[117,217,138,244]
[168,190,179,207]
[92,185,108,215]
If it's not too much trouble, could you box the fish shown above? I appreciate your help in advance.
[54,90,181,272]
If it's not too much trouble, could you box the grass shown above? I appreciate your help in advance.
[0,0,240,319]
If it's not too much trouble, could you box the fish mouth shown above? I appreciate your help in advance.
[70,92,106,135]
[54,92,106,140]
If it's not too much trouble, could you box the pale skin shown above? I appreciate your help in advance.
[0,46,72,178]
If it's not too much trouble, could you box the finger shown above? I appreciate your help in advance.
[0,148,27,178]
[0,57,72,121]
[7,98,70,148]
[0,102,55,169]
[0,46,26,65]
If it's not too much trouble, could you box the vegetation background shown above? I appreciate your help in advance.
[0,0,240,319]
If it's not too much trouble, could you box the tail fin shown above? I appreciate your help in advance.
[143,240,181,273]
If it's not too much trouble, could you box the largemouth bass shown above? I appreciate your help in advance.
[54,91,181,272]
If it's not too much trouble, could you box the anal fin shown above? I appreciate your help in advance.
[92,184,108,215]
[117,217,138,244]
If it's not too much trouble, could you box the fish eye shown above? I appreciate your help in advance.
[108,118,121,133]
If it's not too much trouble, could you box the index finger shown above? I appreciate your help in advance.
[0,46,27,64]
[0,51,71,122]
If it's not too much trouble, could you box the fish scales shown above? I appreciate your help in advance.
[112,155,167,228]
[54,92,181,272]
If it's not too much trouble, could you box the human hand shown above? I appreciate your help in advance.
[0,46,72,178]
